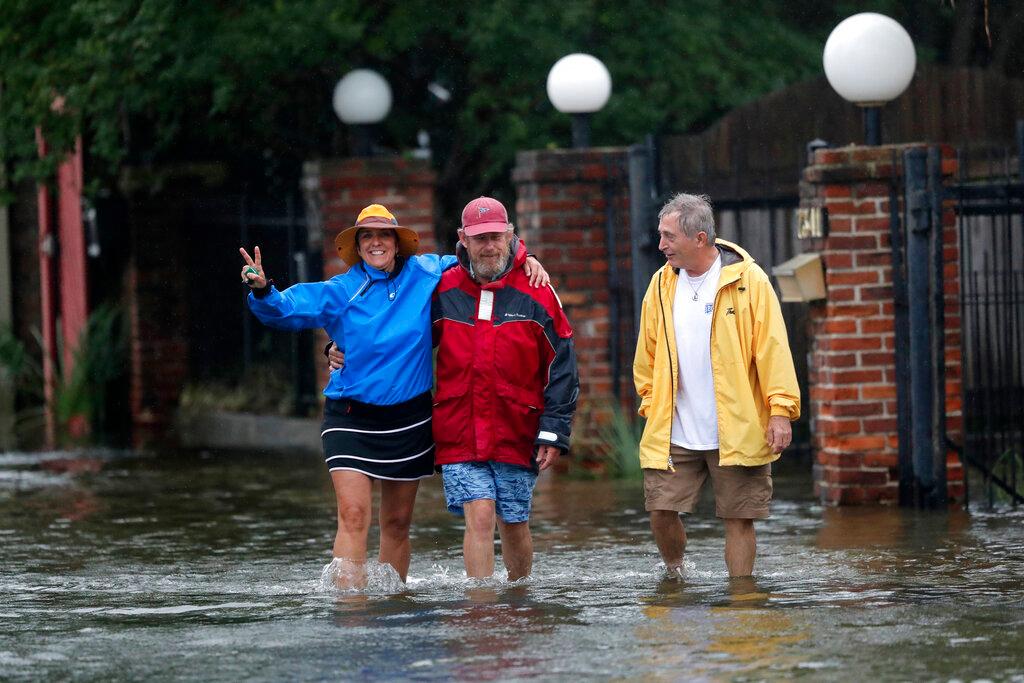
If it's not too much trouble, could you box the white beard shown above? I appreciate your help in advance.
[471,251,511,280]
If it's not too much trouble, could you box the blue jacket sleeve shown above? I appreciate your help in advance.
[247,282,341,331]
[411,253,458,273]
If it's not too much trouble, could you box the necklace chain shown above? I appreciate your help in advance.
[686,268,712,302]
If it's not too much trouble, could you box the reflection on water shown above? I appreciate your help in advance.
[1,449,1023,680]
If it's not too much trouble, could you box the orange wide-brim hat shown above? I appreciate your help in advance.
[335,204,420,266]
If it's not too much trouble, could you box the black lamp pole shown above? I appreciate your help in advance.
[349,124,374,157]
[570,114,591,149]
[863,106,882,146]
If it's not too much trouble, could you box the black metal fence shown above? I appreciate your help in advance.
[892,124,1024,509]
[185,193,318,416]
[950,126,1024,507]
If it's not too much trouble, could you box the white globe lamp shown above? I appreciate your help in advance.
[546,54,612,148]
[332,69,392,156]
[823,13,916,145]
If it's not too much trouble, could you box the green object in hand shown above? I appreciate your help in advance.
[243,266,260,284]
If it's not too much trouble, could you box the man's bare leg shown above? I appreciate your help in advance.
[496,519,533,580]
[329,471,373,588]
[649,509,686,574]
[378,480,420,582]
[462,499,497,578]
[723,518,756,577]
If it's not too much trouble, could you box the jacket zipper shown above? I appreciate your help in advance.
[657,270,675,472]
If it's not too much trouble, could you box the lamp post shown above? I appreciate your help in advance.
[823,13,916,146]
[546,53,612,149]
[332,69,392,157]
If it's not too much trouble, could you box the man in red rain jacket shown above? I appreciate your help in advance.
[431,196,579,581]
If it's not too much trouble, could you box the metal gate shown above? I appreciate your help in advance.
[892,126,1024,508]
[185,193,318,416]
[950,127,1024,507]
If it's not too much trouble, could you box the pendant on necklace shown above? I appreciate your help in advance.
[692,294,699,302]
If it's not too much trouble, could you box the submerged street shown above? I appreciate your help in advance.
[2,449,1023,681]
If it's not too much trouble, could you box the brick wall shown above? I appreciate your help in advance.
[124,186,192,447]
[302,157,437,387]
[513,148,635,454]
[304,157,437,279]
[801,144,963,504]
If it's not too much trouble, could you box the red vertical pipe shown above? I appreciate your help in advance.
[57,137,90,440]
[34,129,58,448]
[57,137,89,373]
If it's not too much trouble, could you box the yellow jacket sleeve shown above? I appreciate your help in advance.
[750,269,801,420]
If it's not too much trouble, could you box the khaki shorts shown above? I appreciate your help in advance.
[643,445,772,519]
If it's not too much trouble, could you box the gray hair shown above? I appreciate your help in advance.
[658,193,716,241]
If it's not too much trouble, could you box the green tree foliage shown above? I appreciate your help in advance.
[1,0,1007,207]
[0,0,365,188]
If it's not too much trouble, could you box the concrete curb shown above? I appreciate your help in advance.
[175,410,320,453]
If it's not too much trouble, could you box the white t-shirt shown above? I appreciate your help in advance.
[670,254,722,449]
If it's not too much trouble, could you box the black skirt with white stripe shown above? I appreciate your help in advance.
[320,392,435,481]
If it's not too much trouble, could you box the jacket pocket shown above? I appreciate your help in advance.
[494,382,543,451]
[432,387,470,449]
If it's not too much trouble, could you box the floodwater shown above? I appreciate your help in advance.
[2,449,1023,682]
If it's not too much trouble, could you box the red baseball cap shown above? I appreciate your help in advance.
[461,196,510,236]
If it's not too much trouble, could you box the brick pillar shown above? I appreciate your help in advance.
[512,148,634,456]
[302,157,437,386]
[801,144,963,505]
[125,185,192,447]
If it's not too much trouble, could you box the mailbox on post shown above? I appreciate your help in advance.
[771,252,826,303]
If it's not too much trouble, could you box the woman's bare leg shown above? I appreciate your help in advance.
[330,470,373,588]
[378,479,420,581]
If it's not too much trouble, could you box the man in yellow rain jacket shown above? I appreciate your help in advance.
[633,193,800,578]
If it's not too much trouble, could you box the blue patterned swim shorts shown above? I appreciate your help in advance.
[441,461,539,523]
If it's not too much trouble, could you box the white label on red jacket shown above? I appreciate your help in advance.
[477,290,494,321]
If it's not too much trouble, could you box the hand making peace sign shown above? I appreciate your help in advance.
[239,246,268,289]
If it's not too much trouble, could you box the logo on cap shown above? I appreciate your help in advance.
[461,196,510,235]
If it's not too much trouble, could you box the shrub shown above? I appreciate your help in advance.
[0,303,127,447]
[596,405,645,480]
[178,365,297,417]
[990,449,1024,504]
